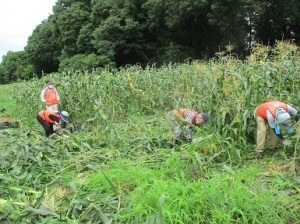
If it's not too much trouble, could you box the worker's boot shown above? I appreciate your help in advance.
[255,152,263,159]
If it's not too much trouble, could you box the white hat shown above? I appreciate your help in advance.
[60,111,69,123]
[275,109,290,124]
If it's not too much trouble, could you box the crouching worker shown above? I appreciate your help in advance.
[254,101,299,159]
[36,110,69,137]
[166,109,209,148]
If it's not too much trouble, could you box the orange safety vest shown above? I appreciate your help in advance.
[44,88,58,105]
[38,110,61,124]
[172,109,198,124]
[256,101,288,118]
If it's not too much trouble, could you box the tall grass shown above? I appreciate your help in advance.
[1,41,300,223]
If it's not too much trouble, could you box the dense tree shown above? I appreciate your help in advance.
[25,18,60,75]
[154,0,212,59]
[52,0,92,60]
[255,0,300,45]
[0,64,8,84]
[0,51,29,83]
[77,23,95,53]
[1,0,300,82]
[91,0,148,66]
[59,53,113,71]
[141,0,192,63]
[206,0,259,57]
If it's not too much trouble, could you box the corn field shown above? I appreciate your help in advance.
[1,41,300,223]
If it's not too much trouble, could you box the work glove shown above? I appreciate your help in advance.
[282,139,292,147]
[53,123,61,131]
[56,128,64,135]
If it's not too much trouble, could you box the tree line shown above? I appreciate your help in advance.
[0,0,299,84]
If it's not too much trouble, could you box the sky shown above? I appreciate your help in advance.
[0,0,57,62]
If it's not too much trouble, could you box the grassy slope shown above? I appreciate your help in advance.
[0,83,18,122]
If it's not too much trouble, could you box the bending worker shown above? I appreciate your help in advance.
[36,110,69,137]
[254,101,298,159]
[40,80,60,111]
[166,109,209,148]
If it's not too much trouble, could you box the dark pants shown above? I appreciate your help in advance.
[36,114,54,137]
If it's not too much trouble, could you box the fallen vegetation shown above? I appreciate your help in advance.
[1,41,300,223]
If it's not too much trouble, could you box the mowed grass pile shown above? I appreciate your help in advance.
[1,41,300,223]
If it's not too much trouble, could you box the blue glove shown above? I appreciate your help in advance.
[275,123,293,134]
[274,123,280,134]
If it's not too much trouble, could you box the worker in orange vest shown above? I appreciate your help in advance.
[166,109,209,148]
[254,101,299,159]
[36,110,69,137]
[40,80,60,111]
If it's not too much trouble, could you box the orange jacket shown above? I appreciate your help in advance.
[38,110,61,124]
[172,109,198,124]
[44,88,59,105]
[256,101,288,118]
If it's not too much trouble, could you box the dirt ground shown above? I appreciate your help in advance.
[0,117,15,123]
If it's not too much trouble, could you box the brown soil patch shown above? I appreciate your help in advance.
[0,117,15,123]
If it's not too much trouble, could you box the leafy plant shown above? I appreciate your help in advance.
[1,41,300,223]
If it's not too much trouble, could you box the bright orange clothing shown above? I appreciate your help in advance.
[256,101,288,118]
[44,88,59,105]
[38,110,60,124]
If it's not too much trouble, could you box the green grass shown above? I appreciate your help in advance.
[117,162,299,223]
[0,83,18,120]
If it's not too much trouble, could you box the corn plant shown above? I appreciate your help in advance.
[3,40,300,223]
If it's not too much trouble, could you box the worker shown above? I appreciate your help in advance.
[36,110,69,137]
[166,109,209,148]
[40,80,60,111]
[254,101,298,159]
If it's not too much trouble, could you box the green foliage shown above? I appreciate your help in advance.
[2,42,300,223]
[0,84,17,118]
[22,64,36,79]
[91,0,147,66]
[59,53,106,71]
[86,160,162,192]
[0,51,28,83]
[118,164,299,223]
[0,63,9,84]
[159,43,192,64]
[53,1,91,60]
[25,19,60,74]
[2,0,300,82]
[12,41,300,148]
[255,0,300,45]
